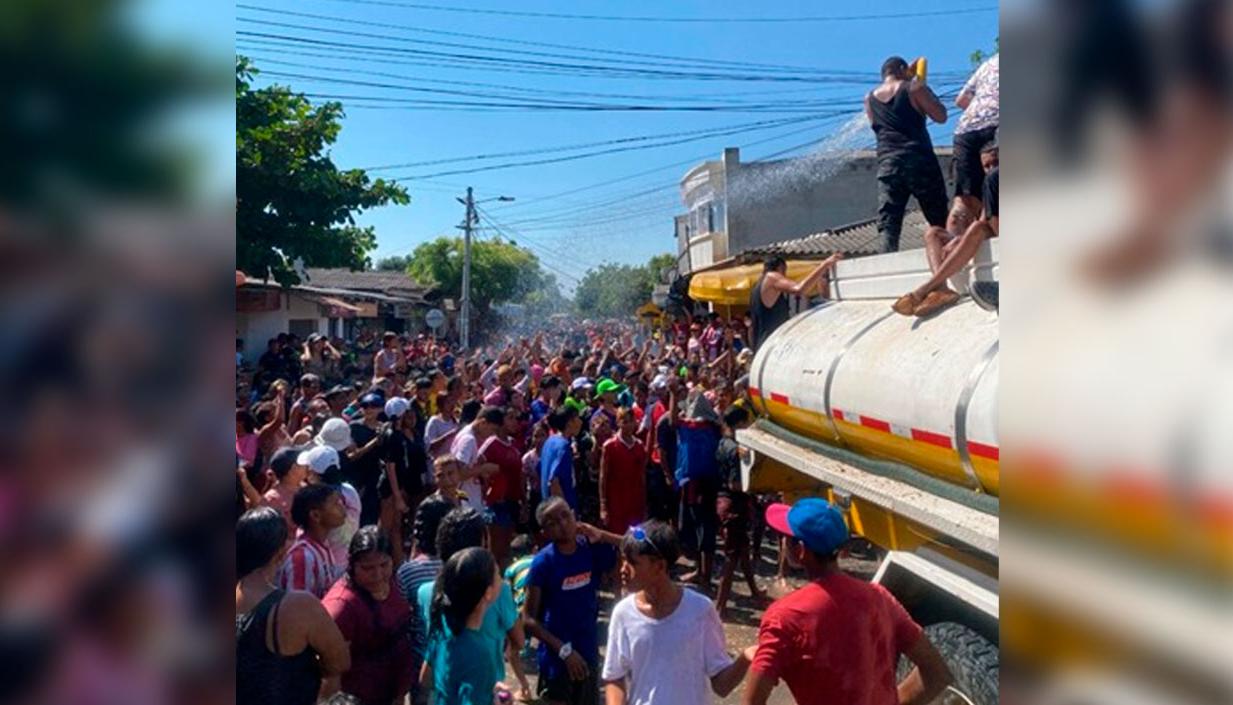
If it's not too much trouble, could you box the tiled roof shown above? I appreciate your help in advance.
[303,268,430,299]
[739,210,929,260]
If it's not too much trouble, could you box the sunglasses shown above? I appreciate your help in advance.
[629,524,662,557]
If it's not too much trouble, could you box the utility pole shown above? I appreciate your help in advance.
[455,188,514,352]
[460,186,474,351]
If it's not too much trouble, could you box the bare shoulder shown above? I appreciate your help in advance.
[281,590,331,618]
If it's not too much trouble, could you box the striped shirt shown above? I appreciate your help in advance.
[278,534,335,598]
[398,556,443,658]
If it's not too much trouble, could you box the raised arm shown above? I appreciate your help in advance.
[910,81,947,124]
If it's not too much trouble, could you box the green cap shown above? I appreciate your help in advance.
[595,378,625,396]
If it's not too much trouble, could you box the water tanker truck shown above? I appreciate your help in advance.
[737,241,1000,705]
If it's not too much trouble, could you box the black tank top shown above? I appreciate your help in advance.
[236,590,321,705]
[750,274,790,350]
[867,83,935,160]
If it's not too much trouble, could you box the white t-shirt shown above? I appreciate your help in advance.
[601,587,733,705]
[449,423,485,509]
[326,481,361,579]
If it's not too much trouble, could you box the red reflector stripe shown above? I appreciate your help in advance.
[832,409,845,421]
[769,392,789,404]
[969,442,999,460]
[859,415,890,432]
[910,429,953,449]
[748,387,761,398]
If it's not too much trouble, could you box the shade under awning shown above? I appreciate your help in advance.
[313,296,363,318]
[688,260,821,306]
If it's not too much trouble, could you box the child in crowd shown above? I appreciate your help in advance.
[714,405,767,616]
[423,547,506,705]
[602,521,754,705]
[522,497,622,705]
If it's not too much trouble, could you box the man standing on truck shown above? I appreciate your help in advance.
[749,254,840,351]
[743,498,953,705]
[866,55,950,252]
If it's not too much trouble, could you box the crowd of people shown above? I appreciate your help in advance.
[235,47,995,705]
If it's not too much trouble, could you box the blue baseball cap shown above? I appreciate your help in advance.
[765,498,849,556]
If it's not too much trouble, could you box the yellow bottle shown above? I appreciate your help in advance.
[913,56,928,82]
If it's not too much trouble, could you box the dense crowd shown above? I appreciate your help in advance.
[235,46,996,705]
[236,315,795,705]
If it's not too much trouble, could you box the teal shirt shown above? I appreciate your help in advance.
[426,627,498,705]
[418,581,518,679]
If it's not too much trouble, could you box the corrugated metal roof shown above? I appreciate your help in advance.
[303,268,429,296]
[740,210,929,260]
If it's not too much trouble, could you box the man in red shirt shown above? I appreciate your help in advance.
[479,406,525,567]
[743,499,952,705]
[599,407,647,534]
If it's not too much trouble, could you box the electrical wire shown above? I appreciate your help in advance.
[298,0,999,25]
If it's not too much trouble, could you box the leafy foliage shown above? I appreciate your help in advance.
[237,57,409,285]
[574,253,675,318]
[374,255,413,271]
[970,37,999,68]
[407,236,546,314]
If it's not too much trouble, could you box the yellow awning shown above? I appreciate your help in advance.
[688,260,820,305]
[635,302,662,318]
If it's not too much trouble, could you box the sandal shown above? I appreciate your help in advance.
[892,291,922,315]
[913,289,961,317]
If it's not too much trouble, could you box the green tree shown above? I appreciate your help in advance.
[237,57,409,285]
[375,255,412,271]
[407,236,545,317]
[574,253,673,318]
[970,37,999,67]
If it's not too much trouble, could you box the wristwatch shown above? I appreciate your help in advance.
[558,642,573,660]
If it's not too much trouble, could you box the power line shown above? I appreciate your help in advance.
[238,4,941,77]
[236,30,866,83]
[236,14,888,79]
[300,0,999,25]
[241,53,869,108]
[354,116,812,171]
[385,116,845,181]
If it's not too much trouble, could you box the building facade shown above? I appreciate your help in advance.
[675,146,954,273]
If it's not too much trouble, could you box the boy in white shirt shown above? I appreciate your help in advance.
[601,521,755,705]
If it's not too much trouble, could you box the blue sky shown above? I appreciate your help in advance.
[236,1,997,290]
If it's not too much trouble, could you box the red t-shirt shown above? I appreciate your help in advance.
[752,574,923,705]
[323,577,415,705]
[479,435,524,505]
[601,434,647,533]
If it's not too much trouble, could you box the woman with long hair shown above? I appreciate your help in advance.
[421,547,504,705]
[322,526,416,705]
[236,507,350,705]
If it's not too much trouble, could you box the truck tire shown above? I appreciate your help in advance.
[897,622,998,705]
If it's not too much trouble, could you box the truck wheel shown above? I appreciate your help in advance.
[896,622,998,705]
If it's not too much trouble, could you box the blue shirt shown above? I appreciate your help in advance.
[419,581,518,680]
[530,398,551,425]
[674,420,721,486]
[540,435,576,509]
[425,627,497,705]
[528,537,618,679]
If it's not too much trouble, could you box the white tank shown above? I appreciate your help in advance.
[749,298,999,495]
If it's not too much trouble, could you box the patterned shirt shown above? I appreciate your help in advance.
[278,534,335,598]
[956,54,999,135]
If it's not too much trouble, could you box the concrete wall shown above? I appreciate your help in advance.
[237,291,329,363]
[676,148,954,270]
[726,151,954,254]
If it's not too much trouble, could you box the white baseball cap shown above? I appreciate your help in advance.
[384,396,411,419]
[297,445,341,475]
[315,417,353,451]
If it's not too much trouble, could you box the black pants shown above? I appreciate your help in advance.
[877,153,949,251]
[679,477,718,554]
[952,125,998,198]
